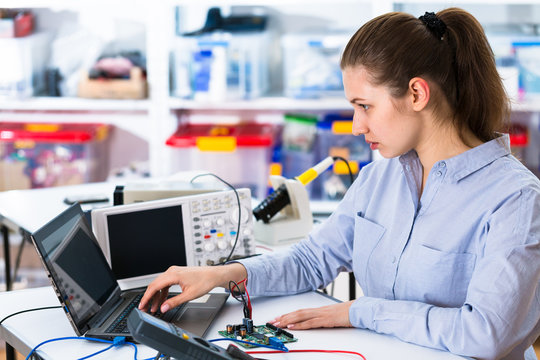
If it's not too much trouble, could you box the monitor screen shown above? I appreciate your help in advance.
[105,205,188,280]
[31,204,118,331]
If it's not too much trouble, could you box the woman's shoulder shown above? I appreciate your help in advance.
[492,154,540,194]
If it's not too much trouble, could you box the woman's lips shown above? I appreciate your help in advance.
[367,140,379,150]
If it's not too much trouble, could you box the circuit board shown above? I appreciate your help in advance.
[218,323,298,349]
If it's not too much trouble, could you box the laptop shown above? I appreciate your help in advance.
[30,203,228,341]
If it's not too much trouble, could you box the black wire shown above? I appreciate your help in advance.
[190,173,241,263]
[0,305,62,325]
[228,280,250,319]
[331,156,355,185]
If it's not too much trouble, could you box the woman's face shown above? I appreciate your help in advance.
[342,66,423,159]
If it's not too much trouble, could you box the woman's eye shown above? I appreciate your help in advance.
[360,104,369,111]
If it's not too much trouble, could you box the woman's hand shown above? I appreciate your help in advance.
[268,301,354,330]
[138,263,247,314]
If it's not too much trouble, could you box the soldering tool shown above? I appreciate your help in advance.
[252,156,335,223]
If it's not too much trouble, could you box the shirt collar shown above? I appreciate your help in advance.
[398,134,511,183]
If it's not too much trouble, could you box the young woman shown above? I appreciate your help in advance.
[140,8,540,359]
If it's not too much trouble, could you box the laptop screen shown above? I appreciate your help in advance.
[31,204,119,331]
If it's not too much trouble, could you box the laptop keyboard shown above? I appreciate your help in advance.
[106,293,185,334]
[106,294,144,334]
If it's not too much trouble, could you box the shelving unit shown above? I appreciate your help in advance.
[1,0,540,182]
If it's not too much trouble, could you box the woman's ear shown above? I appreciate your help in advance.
[408,77,430,111]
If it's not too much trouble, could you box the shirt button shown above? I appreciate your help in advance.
[436,171,442,177]
[391,257,397,264]
[439,161,446,168]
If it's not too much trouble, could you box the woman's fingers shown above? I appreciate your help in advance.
[270,301,354,329]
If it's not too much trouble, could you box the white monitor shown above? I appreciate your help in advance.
[90,188,255,288]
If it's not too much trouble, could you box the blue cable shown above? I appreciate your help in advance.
[78,344,114,360]
[208,337,289,352]
[24,336,139,360]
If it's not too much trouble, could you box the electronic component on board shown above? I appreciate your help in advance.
[218,323,297,349]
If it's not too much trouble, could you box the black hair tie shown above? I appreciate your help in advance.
[419,12,446,40]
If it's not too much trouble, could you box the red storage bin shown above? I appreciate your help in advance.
[166,123,275,199]
[0,122,110,190]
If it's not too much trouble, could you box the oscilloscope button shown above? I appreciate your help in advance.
[217,240,228,250]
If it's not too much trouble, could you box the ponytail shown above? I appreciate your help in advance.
[437,8,510,142]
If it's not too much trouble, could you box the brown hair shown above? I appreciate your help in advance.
[340,8,510,143]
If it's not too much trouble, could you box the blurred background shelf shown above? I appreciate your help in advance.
[1,0,540,187]
[0,97,150,112]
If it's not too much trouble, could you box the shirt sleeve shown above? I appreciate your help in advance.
[350,188,540,360]
[237,177,360,296]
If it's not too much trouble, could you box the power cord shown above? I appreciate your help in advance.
[331,156,356,185]
[0,306,62,326]
[330,155,357,300]
[190,173,241,264]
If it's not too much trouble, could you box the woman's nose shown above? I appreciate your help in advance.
[352,113,368,136]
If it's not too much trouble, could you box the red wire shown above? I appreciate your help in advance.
[256,245,274,252]
[246,349,366,359]
[237,278,252,318]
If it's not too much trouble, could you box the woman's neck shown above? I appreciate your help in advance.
[416,123,483,194]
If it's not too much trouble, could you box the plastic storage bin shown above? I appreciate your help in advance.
[172,31,271,101]
[0,33,50,98]
[0,122,110,191]
[282,32,350,99]
[315,113,371,200]
[280,114,318,196]
[166,123,275,199]
[512,41,540,99]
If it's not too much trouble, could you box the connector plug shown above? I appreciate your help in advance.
[113,336,126,346]
[268,337,288,352]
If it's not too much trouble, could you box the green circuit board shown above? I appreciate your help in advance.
[218,323,298,348]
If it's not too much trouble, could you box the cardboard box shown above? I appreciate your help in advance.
[78,66,147,99]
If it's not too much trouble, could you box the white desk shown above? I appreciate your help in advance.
[0,182,116,235]
[0,286,465,360]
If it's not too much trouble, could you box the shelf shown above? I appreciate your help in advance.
[168,97,352,112]
[1,0,149,8]
[0,96,536,114]
[0,97,150,113]
[170,96,540,113]
[171,0,368,5]
[511,100,540,113]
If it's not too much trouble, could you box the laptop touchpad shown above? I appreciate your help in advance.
[174,308,216,336]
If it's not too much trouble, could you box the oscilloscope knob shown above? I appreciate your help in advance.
[229,206,250,224]
[217,240,228,250]
[204,243,215,252]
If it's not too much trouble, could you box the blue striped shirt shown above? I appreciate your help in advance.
[240,134,540,360]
